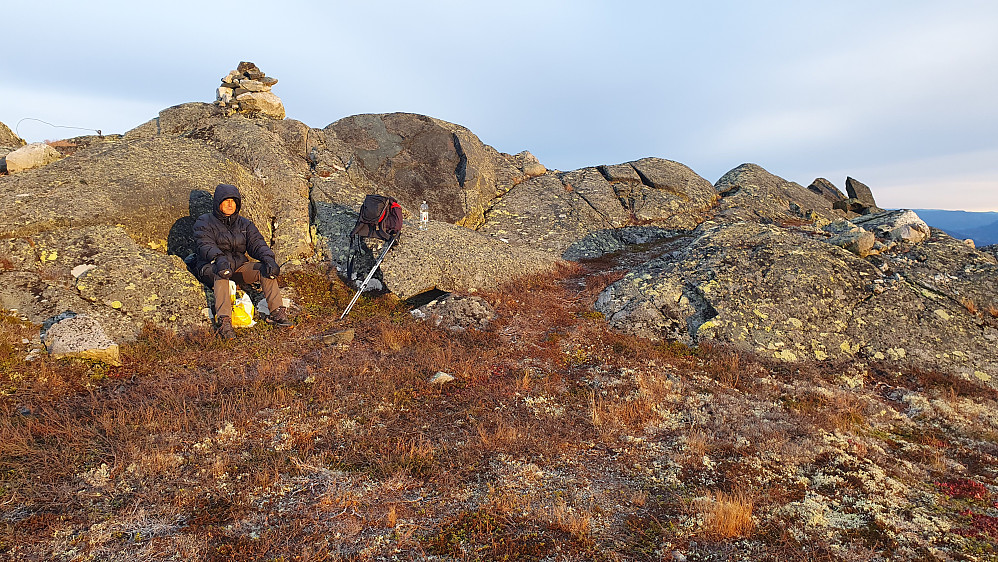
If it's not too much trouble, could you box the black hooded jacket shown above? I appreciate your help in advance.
[193,184,275,283]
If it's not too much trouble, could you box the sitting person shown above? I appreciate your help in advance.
[193,183,292,339]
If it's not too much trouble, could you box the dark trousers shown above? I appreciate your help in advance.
[213,262,282,319]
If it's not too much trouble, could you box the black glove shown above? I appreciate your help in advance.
[262,259,280,279]
[213,257,232,279]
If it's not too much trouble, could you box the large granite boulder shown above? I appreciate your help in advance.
[322,113,522,228]
[714,164,842,224]
[595,221,998,381]
[315,206,559,299]
[4,143,63,174]
[845,177,878,208]
[478,169,631,257]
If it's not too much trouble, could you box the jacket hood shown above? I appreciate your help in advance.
[212,183,243,220]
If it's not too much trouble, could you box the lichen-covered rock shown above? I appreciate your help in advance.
[323,113,521,229]
[43,314,121,366]
[4,143,63,174]
[0,135,261,247]
[478,170,629,257]
[826,228,876,257]
[0,226,207,342]
[714,163,841,224]
[595,221,998,380]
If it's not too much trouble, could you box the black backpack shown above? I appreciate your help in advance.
[351,194,403,241]
[346,194,404,280]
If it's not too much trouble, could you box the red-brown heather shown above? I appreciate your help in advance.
[2,262,997,560]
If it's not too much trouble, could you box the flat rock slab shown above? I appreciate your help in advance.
[44,315,121,366]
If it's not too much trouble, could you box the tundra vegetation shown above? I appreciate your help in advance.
[2,258,997,561]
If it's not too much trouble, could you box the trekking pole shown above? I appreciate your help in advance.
[339,236,397,320]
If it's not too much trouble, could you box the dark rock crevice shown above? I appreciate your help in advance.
[683,282,719,340]
[452,133,468,188]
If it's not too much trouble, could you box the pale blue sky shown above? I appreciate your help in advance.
[4,1,997,211]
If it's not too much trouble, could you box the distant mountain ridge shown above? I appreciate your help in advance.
[913,209,998,246]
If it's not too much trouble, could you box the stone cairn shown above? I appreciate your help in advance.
[215,61,286,119]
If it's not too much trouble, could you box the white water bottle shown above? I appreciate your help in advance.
[419,200,428,230]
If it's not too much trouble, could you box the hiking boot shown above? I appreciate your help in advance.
[266,306,294,328]
[216,316,236,340]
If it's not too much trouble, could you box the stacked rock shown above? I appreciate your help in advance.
[216,61,286,119]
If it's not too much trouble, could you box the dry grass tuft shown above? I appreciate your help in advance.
[697,489,755,539]
[961,298,978,315]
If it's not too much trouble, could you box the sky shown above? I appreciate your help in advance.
[3,1,997,211]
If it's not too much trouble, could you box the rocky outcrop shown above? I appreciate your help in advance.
[123,102,224,140]
[3,143,63,174]
[595,219,998,382]
[831,176,884,215]
[600,158,718,226]
[216,62,285,119]
[714,163,841,224]
[807,178,846,203]
[0,121,26,168]
[478,158,715,259]
[322,113,522,229]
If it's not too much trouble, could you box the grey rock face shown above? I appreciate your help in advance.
[714,164,841,224]
[479,170,627,257]
[807,178,846,202]
[323,113,520,229]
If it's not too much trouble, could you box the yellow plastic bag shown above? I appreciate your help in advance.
[229,281,256,328]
